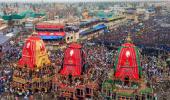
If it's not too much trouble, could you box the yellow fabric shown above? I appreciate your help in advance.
[35,40,50,68]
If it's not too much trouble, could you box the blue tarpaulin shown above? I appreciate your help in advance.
[40,36,63,40]
[158,45,170,51]
[93,24,107,31]
[80,29,93,35]
[80,18,100,27]
[80,24,107,36]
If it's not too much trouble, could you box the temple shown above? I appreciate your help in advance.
[11,35,54,95]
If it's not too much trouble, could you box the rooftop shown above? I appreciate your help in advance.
[37,21,65,26]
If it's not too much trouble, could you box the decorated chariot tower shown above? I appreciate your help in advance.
[101,33,154,100]
[113,33,142,85]
[11,35,54,95]
[53,43,98,100]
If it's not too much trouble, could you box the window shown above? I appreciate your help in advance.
[107,90,111,96]
[112,92,116,99]
[77,89,80,95]
[142,94,146,100]
[67,37,70,41]
[86,88,91,94]
[77,89,83,96]
[71,36,73,40]
[80,90,83,96]
[135,95,139,100]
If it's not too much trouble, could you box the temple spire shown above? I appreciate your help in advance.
[32,24,37,35]
[32,31,37,35]
[126,33,133,43]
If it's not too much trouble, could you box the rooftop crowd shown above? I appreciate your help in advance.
[93,14,170,49]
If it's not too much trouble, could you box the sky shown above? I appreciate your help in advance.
[0,0,168,3]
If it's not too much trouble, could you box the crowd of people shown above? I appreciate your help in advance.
[13,65,54,81]
[86,13,170,99]
[94,14,170,50]
[0,7,169,100]
[3,46,21,64]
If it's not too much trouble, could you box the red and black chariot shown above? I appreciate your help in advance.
[53,43,98,100]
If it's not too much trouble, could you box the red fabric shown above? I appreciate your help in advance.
[18,36,46,69]
[36,24,64,29]
[60,43,83,76]
[37,31,65,36]
[115,43,139,80]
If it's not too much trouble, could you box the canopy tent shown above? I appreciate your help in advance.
[19,10,45,18]
[37,31,65,40]
[36,24,64,29]
[114,42,142,81]
[93,24,107,31]
[40,35,64,40]
[38,31,65,36]
[60,43,84,76]
[2,10,45,20]
[36,23,65,40]
[2,14,25,20]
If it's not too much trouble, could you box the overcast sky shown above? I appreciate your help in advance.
[0,0,168,3]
